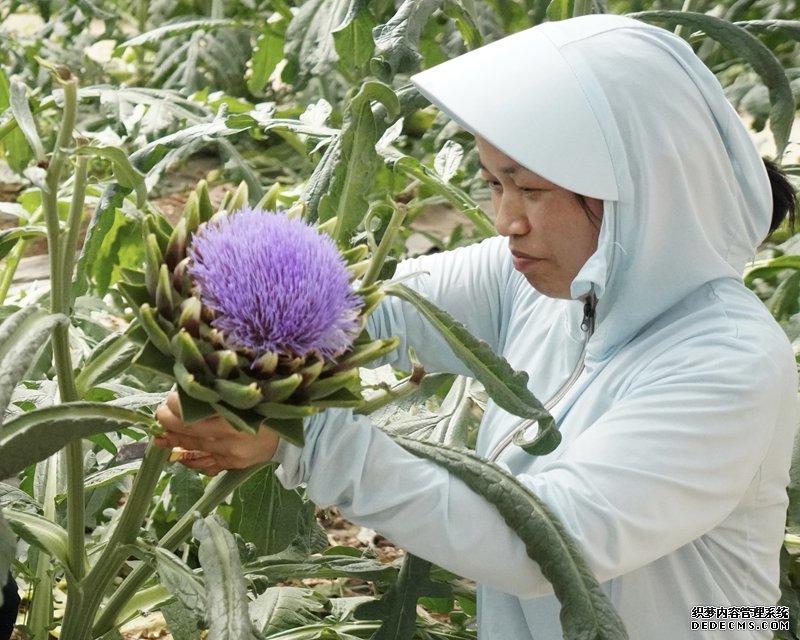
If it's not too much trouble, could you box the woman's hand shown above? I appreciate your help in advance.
[154,391,281,476]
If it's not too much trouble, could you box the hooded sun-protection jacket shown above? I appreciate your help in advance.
[276,15,798,639]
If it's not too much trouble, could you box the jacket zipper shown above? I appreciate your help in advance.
[487,294,596,463]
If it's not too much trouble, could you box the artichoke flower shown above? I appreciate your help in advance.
[121,181,398,445]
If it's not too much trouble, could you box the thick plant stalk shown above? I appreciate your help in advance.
[93,464,267,635]
[361,202,406,289]
[60,443,170,640]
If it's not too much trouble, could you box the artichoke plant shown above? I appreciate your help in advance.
[119,181,398,445]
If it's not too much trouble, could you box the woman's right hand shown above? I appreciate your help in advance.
[153,391,281,476]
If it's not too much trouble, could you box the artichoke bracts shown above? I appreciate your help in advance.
[120,181,398,446]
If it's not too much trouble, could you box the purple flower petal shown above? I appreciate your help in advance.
[187,207,363,361]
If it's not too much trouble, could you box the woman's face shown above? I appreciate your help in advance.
[477,137,602,299]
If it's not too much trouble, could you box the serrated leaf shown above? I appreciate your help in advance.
[250,586,325,636]
[4,508,76,580]
[433,140,463,183]
[75,328,143,397]
[371,0,443,79]
[120,18,239,49]
[9,79,45,163]
[194,515,263,640]
[333,0,377,73]
[355,554,450,639]
[155,546,206,618]
[0,403,153,479]
[230,466,304,556]
[0,226,47,261]
[767,270,800,321]
[248,19,287,97]
[384,284,557,451]
[283,0,351,85]
[319,81,400,245]
[629,10,795,157]
[170,464,206,520]
[84,461,140,492]
[0,307,68,421]
[391,436,628,640]
[0,69,33,173]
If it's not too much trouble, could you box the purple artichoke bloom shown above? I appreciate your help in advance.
[187,207,363,361]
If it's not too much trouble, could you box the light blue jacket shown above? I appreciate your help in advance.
[277,16,798,640]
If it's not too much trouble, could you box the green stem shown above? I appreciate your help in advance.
[361,202,406,289]
[675,0,697,37]
[92,463,267,635]
[355,374,422,416]
[0,240,29,304]
[572,0,593,17]
[28,456,59,639]
[61,443,170,640]
[59,155,89,309]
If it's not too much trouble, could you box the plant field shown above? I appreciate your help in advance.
[0,1,798,639]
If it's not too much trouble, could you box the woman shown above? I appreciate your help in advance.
[155,15,798,639]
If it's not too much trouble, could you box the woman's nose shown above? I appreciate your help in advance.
[493,192,529,237]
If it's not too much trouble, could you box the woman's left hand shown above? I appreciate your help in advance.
[154,391,281,476]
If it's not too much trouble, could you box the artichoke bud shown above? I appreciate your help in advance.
[252,350,279,375]
[144,233,164,298]
[171,328,209,374]
[340,244,369,264]
[331,337,400,373]
[196,180,214,223]
[172,257,192,295]
[303,368,360,400]
[346,259,372,280]
[204,349,240,379]
[297,358,324,386]
[182,191,201,236]
[174,362,221,403]
[138,303,172,355]
[258,373,303,403]
[213,378,263,410]
[177,296,202,336]
[316,216,337,237]
[164,218,188,272]
[155,264,177,320]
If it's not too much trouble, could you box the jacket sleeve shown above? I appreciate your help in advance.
[367,235,512,374]
[275,326,796,599]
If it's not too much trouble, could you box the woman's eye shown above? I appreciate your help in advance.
[485,180,502,192]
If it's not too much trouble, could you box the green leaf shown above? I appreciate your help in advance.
[0,306,68,421]
[354,554,450,640]
[0,69,33,173]
[155,546,206,618]
[767,271,800,321]
[193,515,263,640]
[170,465,205,521]
[248,20,287,97]
[384,284,558,453]
[546,0,574,21]
[120,19,239,49]
[4,508,78,581]
[0,226,47,261]
[371,0,443,80]
[629,10,795,157]
[250,587,325,637]
[391,436,628,640]
[0,512,15,607]
[230,466,305,556]
[319,81,400,245]
[9,79,45,163]
[161,599,203,640]
[75,146,147,207]
[390,155,495,238]
[283,0,351,85]
[333,0,378,73]
[738,19,800,42]
[75,328,144,397]
[0,403,154,479]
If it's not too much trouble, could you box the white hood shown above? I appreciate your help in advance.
[411,15,771,361]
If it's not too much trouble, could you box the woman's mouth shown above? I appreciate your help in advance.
[510,250,540,271]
